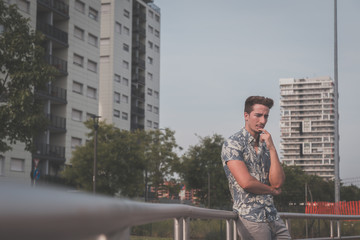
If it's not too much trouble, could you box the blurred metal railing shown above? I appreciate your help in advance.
[1,184,360,240]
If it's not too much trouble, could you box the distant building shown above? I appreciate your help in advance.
[99,0,160,130]
[0,0,161,184]
[279,77,335,180]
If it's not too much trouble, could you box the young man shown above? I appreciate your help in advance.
[221,96,291,240]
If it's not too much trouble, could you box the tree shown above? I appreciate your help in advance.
[0,1,57,152]
[62,122,180,198]
[179,134,232,209]
[143,128,181,199]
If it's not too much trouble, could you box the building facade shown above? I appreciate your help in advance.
[99,0,160,131]
[0,0,160,184]
[279,77,335,180]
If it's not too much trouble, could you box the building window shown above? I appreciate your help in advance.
[123,26,130,35]
[154,91,159,99]
[147,88,153,96]
[154,106,159,114]
[100,38,110,46]
[154,122,159,129]
[148,25,153,34]
[87,59,97,72]
[155,30,160,37]
[74,26,84,40]
[123,43,129,52]
[87,86,97,99]
[75,0,85,13]
[114,74,121,83]
[147,104,152,112]
[0,156,4,176]
[10,158,24,172]
[155,14,160,22]
[122,94,128,103]
[148,41,153,49]
[147,120,152,128]
[72,81,83,94]
[17,0,30,13]
[86,113,96,120]
[148,10,154,18]
[114,92,120,103]
[114,109,120,118]
[89,7,98,21]
[88,33,98,47]
[71,137,82,149]
[147,72,153,81]
[147,57,153,65]
[124,9,130,18]
[115,22,121,34]
[72,109,82,121]
[122,112,128,120]
[73,54,84,67]
[122,77,129,86]
[123,61,129,69]
[154,45,160,53]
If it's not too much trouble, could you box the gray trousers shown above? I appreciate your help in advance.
[236,216,291,240]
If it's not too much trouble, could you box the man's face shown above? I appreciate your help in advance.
[244,104,270,137]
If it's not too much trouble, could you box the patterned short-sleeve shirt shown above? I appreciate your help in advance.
[221,127,279,223]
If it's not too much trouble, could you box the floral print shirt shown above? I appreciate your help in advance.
[221,127,279,223]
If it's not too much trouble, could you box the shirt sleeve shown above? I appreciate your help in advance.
[221,138,244,164]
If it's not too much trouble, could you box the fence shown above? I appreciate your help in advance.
[306,201,360,215]
[2,183,360,240]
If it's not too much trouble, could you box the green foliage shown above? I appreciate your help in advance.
[0,1,58,152]
[179,134,232,209]
[62,122,180,197]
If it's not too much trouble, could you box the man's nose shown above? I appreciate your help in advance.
[259,116,266,124]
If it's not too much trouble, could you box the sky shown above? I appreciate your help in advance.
[155,0,360,180]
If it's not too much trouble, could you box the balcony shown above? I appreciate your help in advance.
[131,121,144,130]
[131,88,145,100]
[47,113,66,133]
[133,8,146,21]
[132,73,145,86]
[36,84,67,104]
[132,41,146,54]
[37,22,68,47]
[37,0,69,20]
[33,143,65,162]
[45,54,68,75]
[132,57,146,70]
[131,105,145,117]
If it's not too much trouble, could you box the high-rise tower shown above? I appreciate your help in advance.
[279,76,335,180]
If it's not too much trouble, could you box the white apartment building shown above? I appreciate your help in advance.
[1,0,161,184]
[99,0,160,130]
[279,76,335,180]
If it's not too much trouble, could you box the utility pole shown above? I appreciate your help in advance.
[92,115,101,194]
[334,0,340,204]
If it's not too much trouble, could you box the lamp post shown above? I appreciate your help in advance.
[92,115,101,194]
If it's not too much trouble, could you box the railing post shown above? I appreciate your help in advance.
[337,220,341,238]
[284,218,291,236]
[105,227,130,240]
[226,219,233,240]
[233,219,237,240]
[174,218,183,240]
[183,217,190,240]
[330,220,334,238]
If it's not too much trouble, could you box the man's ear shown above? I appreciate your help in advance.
[244,112,249,122]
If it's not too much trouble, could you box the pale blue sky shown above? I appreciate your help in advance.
[156,0,360,180]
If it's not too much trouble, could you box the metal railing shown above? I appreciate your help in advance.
[1,184,360,240]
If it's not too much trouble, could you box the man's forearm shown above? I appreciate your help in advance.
[242,176,280,195]
[268,147,285,188]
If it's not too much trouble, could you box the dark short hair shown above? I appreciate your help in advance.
[244,96,274,114]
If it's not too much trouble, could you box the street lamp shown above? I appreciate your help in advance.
[92,115,101,194]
